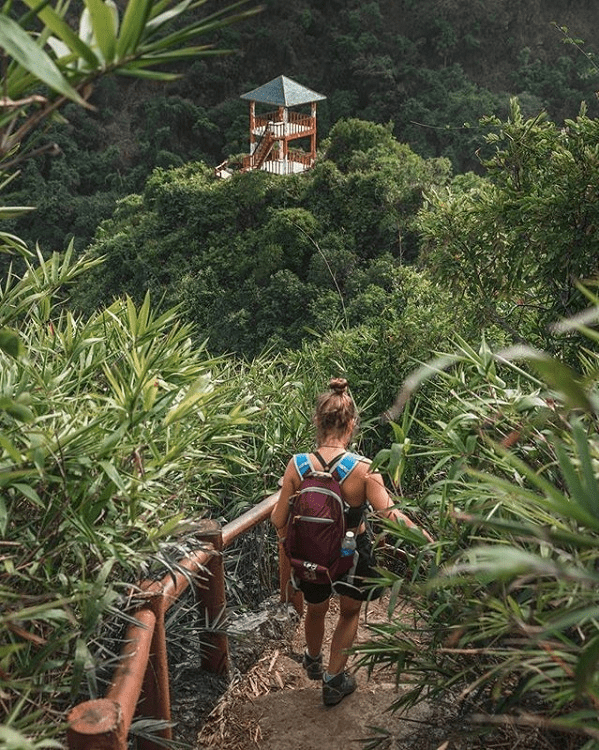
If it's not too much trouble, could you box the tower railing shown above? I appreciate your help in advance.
[252,111,315,137]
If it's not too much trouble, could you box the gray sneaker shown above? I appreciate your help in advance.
[302,651,323,680]
[322,671,357,706]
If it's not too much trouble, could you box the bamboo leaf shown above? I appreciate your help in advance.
[101,363,126,402]
[137,291,151,335]
[461,512,599,549]
[449,545,599,585]
[99,460,126,492]
[0,206,36,219]
[79,5,94,47]
[0,397,34,422]
[497,345,594,413]
[164,374,211,425]
[82,0,118,63]
[575,634,599,697]
[541,606,599,637]
[0,15,88,105]
[13,483,43,507]
[571,417,599,518]
[19,0,100,68]
[0,726,63,750]
[145,0,194,33]
[147,512,186,539]
[0,434,22,462]
[388,354,462,420]
[468,466,599,531]
[388,442,405,486]
[553,439,589,513]
[0,328,23,358]
[97,422,128,454]
[116,0,153,57]
[46,35,71,60]
[126,295,138,334]
[70,638,95,699]
[115,67,182,80]
[119,45,219,64]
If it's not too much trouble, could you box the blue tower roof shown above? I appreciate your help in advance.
[240,75,326,107]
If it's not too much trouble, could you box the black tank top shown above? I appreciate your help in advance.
[346,503,367,528]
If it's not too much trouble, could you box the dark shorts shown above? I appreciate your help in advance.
[298,532,384,604]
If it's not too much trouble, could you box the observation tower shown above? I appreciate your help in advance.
[237,75,326,176]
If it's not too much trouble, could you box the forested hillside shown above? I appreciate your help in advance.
[3,2,599,748]
[71,121,458,359]
[7,0,599,252]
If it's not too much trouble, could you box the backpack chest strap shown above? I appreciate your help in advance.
[293,452,360,483]
[328,452,360,483]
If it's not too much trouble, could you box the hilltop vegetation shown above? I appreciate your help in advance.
[71,120,458,362]
[6,0,599,252]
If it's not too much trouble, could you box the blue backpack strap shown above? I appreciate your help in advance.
[330,452,361,484]
[293,453,313,479]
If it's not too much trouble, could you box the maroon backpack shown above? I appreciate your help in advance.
[284,451,360,587]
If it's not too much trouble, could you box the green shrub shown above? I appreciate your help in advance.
[360,299,599,745]
[0,248,255,738]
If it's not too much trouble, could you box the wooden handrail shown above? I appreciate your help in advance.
[254,111,313,128]
[67,490,301,750]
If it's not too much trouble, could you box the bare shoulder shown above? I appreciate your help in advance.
[352,455,383,480]
[343,453,368,476]
[346,454,383,491]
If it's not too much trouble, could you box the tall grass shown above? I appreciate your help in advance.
[0,248,257,742]
[358,301,599,747]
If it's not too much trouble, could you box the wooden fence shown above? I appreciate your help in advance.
[66,490,302,750]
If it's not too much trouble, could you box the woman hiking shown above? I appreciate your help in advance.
[271,377,433,706]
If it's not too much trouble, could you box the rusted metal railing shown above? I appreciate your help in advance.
[67,491,301,750]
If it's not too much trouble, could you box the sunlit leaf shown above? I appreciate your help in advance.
[20,0,100,68]
[0,206,36,219]
[82,0,118,64]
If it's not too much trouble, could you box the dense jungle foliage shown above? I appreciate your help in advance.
[5,0,599,253]
[2,1,599,749]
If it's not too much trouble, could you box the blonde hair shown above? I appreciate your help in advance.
[314,378,358,443]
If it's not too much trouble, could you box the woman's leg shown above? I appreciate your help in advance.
[304,598,330,657]
[327,595,362,675]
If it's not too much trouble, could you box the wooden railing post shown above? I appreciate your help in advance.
[196,520,229,674]
[137,601,171,750]
[67,492,283,749]
[67,698,125,750]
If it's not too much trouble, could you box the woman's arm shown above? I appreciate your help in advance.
[270,459,297,537]
[366,470,434,542]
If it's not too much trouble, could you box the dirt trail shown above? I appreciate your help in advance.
[196,595,439,750]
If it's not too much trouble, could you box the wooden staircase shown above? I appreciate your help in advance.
[252,124,275,168]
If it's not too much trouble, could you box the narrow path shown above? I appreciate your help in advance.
[196,595,437,749]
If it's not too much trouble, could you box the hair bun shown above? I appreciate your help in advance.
[329,377,348,395]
